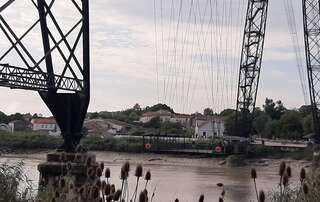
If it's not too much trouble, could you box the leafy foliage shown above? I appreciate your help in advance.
[0,161,34,202]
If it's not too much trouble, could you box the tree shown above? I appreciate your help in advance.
[129,111,139,121]
[145,103,174,114]
[88,112,99,119]
[224,113,237,136]
[302,114,313,135]
[280,111,303,139]
[133,103,141,111]
[220,109,236,117]
[254,113,271,135]
[263,120,281,139]
[143,117,161,128]
[263,98,286,120]
[299,105,313,117]
[0,111,8,123]
[203,108,213,116]
[8,113,24,122]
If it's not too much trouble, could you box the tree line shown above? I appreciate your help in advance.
[222,98,313,139]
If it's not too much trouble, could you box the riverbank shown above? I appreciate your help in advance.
[0,151,314,202]
[0,132,314,160]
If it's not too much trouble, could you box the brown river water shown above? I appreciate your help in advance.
[0,151,311,202]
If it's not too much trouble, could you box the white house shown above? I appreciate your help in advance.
[139,110,172,123]
[31,118,60,132]
[194,117,225,138]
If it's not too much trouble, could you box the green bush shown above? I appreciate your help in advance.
[0,161,35,202]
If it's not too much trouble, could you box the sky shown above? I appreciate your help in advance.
[0,0,310,116]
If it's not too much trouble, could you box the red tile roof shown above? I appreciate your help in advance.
[32,118,57,124]
[142,110,172,117]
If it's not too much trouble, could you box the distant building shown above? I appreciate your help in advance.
[9,120,28,132]
[0,123,11,132]
[31,118,60,132]
[194,117,225,138]
[139,110,172,123]
[190,115,208,128]
[170,114,191,126]
[84,119,133,136]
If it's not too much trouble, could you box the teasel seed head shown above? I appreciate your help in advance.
[105,183,111,195]
[123,161,130,173]
[139,191,147,202]
[279,162,286,177]
[135,164,143,178]
[217,183,224,187]
[106,195,113,202]
[111,184,116,194]
[258,190,265,202]
[105,168,111,179]
[145,170,151,181]
[86,157,92,167]
[55,190,60,198]
[300,168,306,181]
[199,194,204,202]
[303,183,309,195]
[143,189,148,201]
[100,162,104,170]
[286,166,292,178]
[221,189,226,196]
[96,167,103,177]
[120,167,127,180]
[95,179,102,189]
[113,189,122,201]
[59,178,66,189]
[251,169,257,179]
[91,186,100,199]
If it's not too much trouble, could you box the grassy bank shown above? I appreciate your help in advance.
[0,132,143,153]
[0,132,314,160]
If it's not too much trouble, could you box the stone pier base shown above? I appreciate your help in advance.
[38,152,99,189]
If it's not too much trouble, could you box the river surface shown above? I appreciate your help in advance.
[0,151,311,202]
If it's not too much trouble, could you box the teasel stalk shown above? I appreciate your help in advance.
[279,161,286,200]
[120,162,129,202]
[150,186,156,202]
[251,168,258,202]
[132,164,143,202]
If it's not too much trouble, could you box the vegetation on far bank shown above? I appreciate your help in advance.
[0,98,316,140]
[0,131,314,160]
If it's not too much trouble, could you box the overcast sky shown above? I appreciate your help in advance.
[0,0,309,115]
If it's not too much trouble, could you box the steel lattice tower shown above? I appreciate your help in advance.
[235,0,269,138]
[302,0,320,143]
[0,0,90,152]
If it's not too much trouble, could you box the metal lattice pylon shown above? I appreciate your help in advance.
[0,0,90,151]
[235,0,269,138]
[302,0,320,143]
